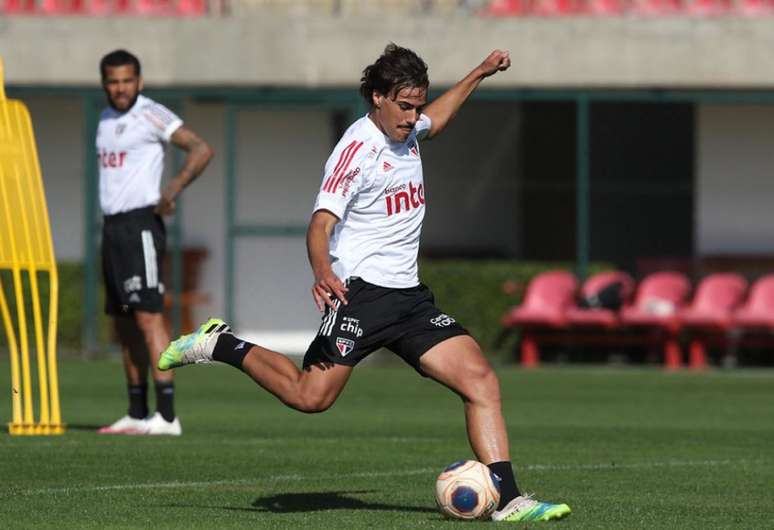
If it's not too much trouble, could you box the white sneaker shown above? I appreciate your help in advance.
[144,412,182,436]
[97,415,148,435]
[491,494,571,522]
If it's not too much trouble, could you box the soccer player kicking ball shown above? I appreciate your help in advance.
[160,44,571,522]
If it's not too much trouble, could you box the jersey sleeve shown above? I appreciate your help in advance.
[313,139,373,220]
[415,113,432,140]
[140,101,183,142]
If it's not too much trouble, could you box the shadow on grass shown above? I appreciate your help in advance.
[166,490,439,515]
[67,424,102,431]
[248,490,437,514]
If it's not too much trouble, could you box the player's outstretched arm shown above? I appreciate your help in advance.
[307,209,349,311]
[156,126,214,215]
[422,50,511,140]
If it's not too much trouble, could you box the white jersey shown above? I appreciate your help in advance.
[313,114,432,289]
[96,94,183,215]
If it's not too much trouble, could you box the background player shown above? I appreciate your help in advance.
[159,44,570,521]
[97,49,213,435]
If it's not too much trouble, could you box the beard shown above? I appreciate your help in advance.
[107,92,139,112]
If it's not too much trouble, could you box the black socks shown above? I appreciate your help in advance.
[487,461,521,510]
[127,384,148,419]
[212,333,254,371]
[129,382,175,422]
[155,381,175,422]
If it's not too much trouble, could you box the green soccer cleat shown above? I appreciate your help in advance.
[491,494,572,522]
[158,318,232,371]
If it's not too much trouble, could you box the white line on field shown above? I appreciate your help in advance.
[5,458,767,498]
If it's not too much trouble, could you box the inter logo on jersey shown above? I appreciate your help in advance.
[336,337,355,357]
[385,181,424,216]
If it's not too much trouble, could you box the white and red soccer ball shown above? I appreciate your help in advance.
[435,460,501,520]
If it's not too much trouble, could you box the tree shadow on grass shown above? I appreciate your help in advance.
[247,490,437,514]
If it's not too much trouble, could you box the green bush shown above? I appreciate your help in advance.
[0,262,109,354]
[418,259,609,359]
[2,259,606,359]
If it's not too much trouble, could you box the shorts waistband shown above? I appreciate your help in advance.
[103,205,157,222]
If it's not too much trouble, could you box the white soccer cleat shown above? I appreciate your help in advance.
[158,318,232,370]
[97,415,148,435]
[491,494,572,522]
[144,412,182,436]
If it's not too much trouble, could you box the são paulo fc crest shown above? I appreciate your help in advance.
[336,337,355,357]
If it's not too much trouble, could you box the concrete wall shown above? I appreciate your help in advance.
[26,97,85,261]
[5,16,774,88]
[696,105,774,254]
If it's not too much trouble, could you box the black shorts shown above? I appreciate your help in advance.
[303,278,469,375]
[101,206,166,315]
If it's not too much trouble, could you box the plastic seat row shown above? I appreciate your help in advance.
[1,0,207,15]
[482,0,774,16]
[501,270,774,369]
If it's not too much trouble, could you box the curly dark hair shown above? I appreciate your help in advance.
[360,44,429,106]
[100,49,141,80]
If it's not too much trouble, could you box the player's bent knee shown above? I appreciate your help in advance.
[461,364,501,406]
[295,393,336,414]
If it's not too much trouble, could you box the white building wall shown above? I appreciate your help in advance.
[31,95,774,351]
[26,97,85,261]
[7,16,774,88]
[697,105,774,255]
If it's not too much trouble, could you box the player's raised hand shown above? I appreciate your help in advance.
[478,50,511,78]
[312,270,349,312]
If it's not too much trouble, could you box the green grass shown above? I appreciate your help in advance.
[1,359,773,529]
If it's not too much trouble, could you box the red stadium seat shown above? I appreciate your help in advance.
[501,270,578,367]
[3,0,36,12]
[582,0,626,15]
[630,0,681,15]
[530,0,577,15]
[731,274,774,329]
[619,271,691,369]
[481,0,524,16]
[177,0,205,15]
[678,273,747,369]
[565,270,635,328]
[684,0,732,15]
[739,0,774,14]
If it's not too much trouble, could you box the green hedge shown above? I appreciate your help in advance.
[2,260,605,357]
[419,259,609,358]
[0,262,109,353]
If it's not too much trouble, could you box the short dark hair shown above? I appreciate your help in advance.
[100,49,141,80]
[360,44,429,106]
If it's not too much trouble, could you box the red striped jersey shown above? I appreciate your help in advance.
[313,113,432,288]
[96,94,182,215]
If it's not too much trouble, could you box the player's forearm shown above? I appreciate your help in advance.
[170,141,213,196]
[306,221,334,278]
[423,66,487,139]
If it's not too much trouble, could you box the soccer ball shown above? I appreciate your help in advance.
[435,460,501,520]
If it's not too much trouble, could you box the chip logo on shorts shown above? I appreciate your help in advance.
[336,337,355,357]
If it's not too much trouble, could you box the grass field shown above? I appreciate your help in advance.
[1,358,773,529]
